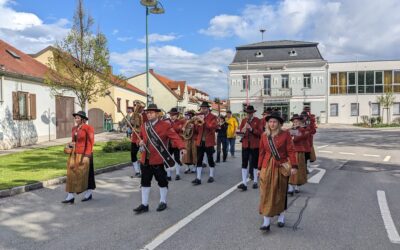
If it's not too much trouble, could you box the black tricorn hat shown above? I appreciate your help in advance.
[262,107,273,115]
[303,106,311,112]
[244,105,257,113]
[290,114,303,122]
[168,107,180,114]
[200,101,211,108]
[73,111,88,120]
[144,104,161,112]
[266,111,284,124]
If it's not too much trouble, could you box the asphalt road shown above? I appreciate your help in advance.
[0,127,399,250]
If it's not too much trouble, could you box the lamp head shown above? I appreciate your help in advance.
[140,0,157,7]
[150,4,165,14]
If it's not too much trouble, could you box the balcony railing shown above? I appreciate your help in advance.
[262,88,292,97]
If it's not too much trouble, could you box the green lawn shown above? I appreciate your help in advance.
[0,142,130,190]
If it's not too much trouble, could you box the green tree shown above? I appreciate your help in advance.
[377,91,395,124]
[46,0,114,110]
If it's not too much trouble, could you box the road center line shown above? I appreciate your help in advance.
[317,145,329,149]
[363,154,380,157]
[377,190,400,244]
[319,150,333,154]
[141,182,242,250]
[339,152,355,155]
[383,156,391,162]
[308,168,326,184]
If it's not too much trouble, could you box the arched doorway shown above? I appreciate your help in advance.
[88,108,104,134]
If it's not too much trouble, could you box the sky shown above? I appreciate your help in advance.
[1,0,400,99]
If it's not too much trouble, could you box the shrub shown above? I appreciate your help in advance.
[360,115,369,125]
[376,116,382,124]
[102,138,131,152]
[370,117,376,125]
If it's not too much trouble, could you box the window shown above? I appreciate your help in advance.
[348,72,356,94]
[117,98,121,112]
[371,103,380,116]
[394,70,400,93]
[375,71,383,84]
[263,75,271,95]
[242,75,250,90]
[384,71,392,92]
[351,103,359,116]
[393,103,400,115]
[12,92,36,120]
[358,71,365,94]
[330,73,338,94]
[339,72,347,94]
[330,103,338,117]
[366,71,374,93]
[303,74,311,88]
[281,74,289,88]
[126,100,130,112]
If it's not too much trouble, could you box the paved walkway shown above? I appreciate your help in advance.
[0,132,126,156]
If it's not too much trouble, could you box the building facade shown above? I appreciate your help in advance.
[228,40,328,122]
[328,61,400,124]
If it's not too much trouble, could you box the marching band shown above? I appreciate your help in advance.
[63,100,317,233]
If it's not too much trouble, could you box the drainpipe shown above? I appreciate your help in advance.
[325,63,329,124]
[0,75,4,103]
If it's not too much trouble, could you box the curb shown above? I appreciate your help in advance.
[0,162,131,199]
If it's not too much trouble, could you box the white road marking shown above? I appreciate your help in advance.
[141,182,242,250]
[317,145,329,149]
[319,150,333,154]
[308,168,326,184]
[339,152,355,155]
[377,190,400,244]
[384,156,391,162]
[309,164,319,168]
[363,154,380,157]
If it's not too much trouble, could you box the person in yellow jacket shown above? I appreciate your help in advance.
[225,110,238,157]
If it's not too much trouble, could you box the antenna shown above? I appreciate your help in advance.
[260,28,266,41]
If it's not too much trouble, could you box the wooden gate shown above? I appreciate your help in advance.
[88,108,104,134]
[56,96,75,139]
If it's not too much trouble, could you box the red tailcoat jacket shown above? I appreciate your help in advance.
[258,130,297,170]
[290,126,310,153]
[139,120,185,165]
[239,117,263,149]
[194,112,217,147]
[72,124,94,156]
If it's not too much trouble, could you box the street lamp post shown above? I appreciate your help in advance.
[140,0,165,106]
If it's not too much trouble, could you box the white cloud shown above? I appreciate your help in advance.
[112,29,119,35]
[117,36,133,42]
[138,33,179,44]
[110,45,235,98]
[200,0,400,61]
[0,0,69,53]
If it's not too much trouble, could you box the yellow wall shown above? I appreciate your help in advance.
[127,73,180,112]
[33,50,54,68]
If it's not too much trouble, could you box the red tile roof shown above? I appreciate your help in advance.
[149,70,183,100]
[0,39,50,81]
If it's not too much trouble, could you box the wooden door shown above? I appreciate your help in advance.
[56,96,75,139]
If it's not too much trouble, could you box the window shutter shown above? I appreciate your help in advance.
[29,93,36,120]
[12,92,19,120]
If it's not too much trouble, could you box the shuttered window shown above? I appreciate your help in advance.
[12,91,37,120]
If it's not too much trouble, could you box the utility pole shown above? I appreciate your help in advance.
[260,28,266,41]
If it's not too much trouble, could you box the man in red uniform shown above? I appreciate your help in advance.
[237,105,263,191]
[192,101,218,185]
[166,108,186,181]
[133,104,186,214]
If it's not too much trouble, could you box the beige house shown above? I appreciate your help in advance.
[31,46,146,132]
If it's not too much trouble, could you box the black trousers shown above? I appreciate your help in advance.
[131,142,139,162]
[242,148,259,177]
[169,147,182,165]
[140,162,168,188]
[216,136,228,161]
[304,152,311,163]
[196,141,215,168]
[87,154,96,190]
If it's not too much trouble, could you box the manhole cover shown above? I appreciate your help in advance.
[340,161,399,173]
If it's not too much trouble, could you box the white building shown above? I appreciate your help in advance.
[228,40,328,122]
[328,61,400,124]
[0,40,79,149]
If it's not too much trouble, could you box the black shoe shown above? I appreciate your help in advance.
[237,183,247,191]
[288,191,294,196]
[249,175,254,181]
[167,176,172,181]
[81,194,92,202]
[156,202,167,212]
[260,225,270,231]
[184,169,190,174]
[192,178,201,185]
[190,170,196,173]
[294,189,300,193]
[252,183,258,189]
[133,204,149,214]
[207,177,214,183]
[175,175,181,181]
[135,173,141,178]
[61,198,74,204]
[277,222,285,228]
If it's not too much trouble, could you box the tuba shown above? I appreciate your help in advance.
[181,115,204,140]
[130,100,145,133]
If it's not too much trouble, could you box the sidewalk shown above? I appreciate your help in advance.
[0,132,126,156]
